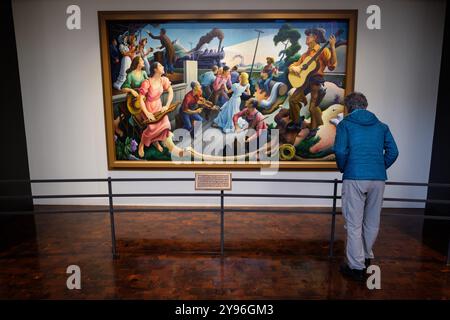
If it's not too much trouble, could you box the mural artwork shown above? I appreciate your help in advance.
[99,11,357,169]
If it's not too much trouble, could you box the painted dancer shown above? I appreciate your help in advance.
[137,62,174,157]
[213,72,250,133]
[233,98,268,143]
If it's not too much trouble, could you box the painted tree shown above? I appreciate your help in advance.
[273,24,301,66]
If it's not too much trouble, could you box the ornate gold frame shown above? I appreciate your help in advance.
[98,10,357,170]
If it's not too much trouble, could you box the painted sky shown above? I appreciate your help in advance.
[142,21,348,48]
[115,20,349,65]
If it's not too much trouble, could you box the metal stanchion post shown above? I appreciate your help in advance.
[329,179,338,258]
[447,237,450,266]
[220,190,225,256]
[108,177,118,259]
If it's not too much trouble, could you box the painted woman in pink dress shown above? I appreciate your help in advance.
[138,61,174,158]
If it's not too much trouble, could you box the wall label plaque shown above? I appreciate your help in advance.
[195,173,232,191]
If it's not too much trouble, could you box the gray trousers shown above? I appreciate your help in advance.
[342,179,385,270]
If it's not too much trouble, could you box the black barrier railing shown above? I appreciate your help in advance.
[0,177,449,265]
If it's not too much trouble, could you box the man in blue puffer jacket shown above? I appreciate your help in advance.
[334,92,399,282]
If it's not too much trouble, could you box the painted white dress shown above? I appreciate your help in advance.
[213,83,249,133]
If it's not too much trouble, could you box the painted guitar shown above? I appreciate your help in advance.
[288,29,342,89]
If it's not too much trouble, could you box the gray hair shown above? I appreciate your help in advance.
[190,81,200,90]
[344,92,368,113]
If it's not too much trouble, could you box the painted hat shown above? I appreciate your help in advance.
[126,94,144,115]
[305,28,327,44]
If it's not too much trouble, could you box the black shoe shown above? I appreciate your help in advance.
[339,263,365,282]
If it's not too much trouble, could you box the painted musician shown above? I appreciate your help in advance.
[288,28,337,130]
[138,62,173,157]
[113,33,138,90]
[180,81,204,132]
[114,56,148,138]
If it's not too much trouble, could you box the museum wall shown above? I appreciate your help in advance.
[11,0,446,208]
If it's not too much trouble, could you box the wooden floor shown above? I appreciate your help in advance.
[0,206,449,299]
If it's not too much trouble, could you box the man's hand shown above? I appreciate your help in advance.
[329,35,336,48]
[289,65,301,75]
[131,90,139,98]
[196,108,203,114]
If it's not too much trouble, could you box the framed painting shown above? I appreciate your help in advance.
[98,10,357,170]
